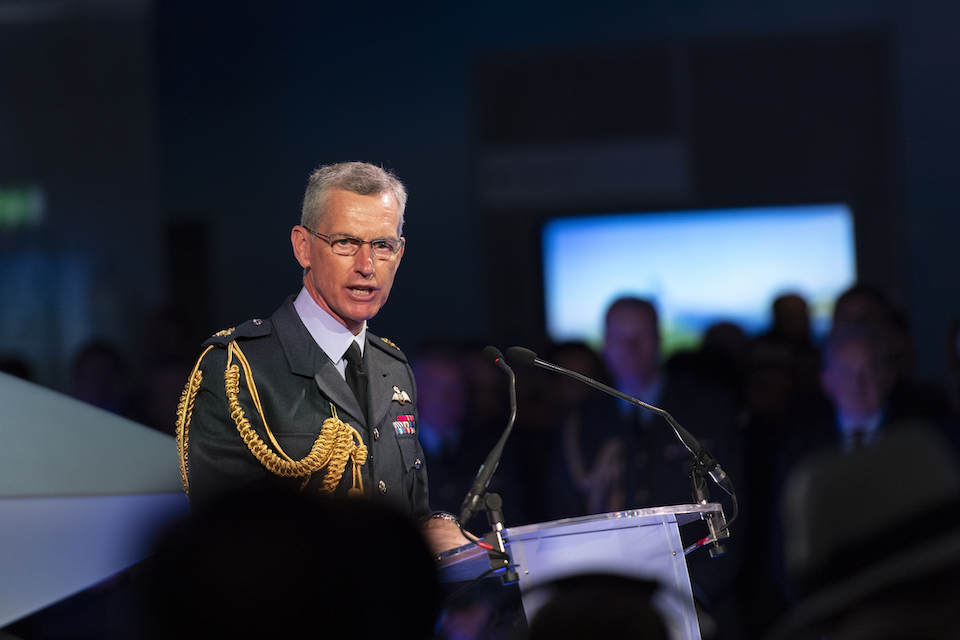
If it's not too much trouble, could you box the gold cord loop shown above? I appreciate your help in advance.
[224,341,366,496]
[175,339,368,498]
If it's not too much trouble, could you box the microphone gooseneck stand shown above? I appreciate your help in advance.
[505,346,736,557]
[458,346,519,584]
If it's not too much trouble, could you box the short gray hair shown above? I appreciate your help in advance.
[300,162,407,236]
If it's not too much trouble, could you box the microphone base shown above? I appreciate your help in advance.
[483,493,518,585]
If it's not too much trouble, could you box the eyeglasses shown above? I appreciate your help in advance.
[303,227,405,260]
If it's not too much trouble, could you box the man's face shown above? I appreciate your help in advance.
[603,305,660,385]
[291,188,405,335]
[821,340,892,421]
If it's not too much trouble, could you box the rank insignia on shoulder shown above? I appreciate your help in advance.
[381,337,400,349]
[392,386,411,405]
[393,414,416,435]
[213,327,236,338]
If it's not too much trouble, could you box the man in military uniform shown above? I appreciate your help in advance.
[176,161,465,553]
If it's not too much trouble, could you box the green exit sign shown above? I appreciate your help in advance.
[0,186,45,228]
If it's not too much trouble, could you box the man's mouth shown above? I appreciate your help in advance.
[349,287,374,296]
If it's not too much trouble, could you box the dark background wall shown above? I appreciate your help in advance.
[2,0,959,389]
[0,0,162,389]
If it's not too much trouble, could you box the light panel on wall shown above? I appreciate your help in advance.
[0,185,46,229]
[542,203,856,353]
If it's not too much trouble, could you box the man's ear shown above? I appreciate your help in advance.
[291,226,311,268]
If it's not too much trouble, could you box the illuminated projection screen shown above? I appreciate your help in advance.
[542,204,857,352]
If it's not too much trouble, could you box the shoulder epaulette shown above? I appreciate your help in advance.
[367,332,408,363]
[202,317,272,348]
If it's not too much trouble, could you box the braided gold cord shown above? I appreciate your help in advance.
[175,345,215,496]
[228,342,290,458]
[224,342,367,495]
[351,441,367,496]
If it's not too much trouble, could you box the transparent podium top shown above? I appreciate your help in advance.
[437,502,724,564]
[503,502,723,538]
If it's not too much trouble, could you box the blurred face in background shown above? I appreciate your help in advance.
[821,338,893,421]
[603,304,660,388]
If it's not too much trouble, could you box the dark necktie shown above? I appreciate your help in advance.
[344,341,369,423]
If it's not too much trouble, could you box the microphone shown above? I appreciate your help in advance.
[505,346,735,498]
[459,346,519,523]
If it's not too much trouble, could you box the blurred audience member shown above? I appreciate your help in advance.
[752,320,958,634]
[832,284,952,423]
[747,293,821,423]
[547,340,612,416]
[666,321,749,407]
[574,297,739,512]
[542,341,615,519]
[818,322,897,452]
[767,425,960,639]
[704,321,750,374]
[770,294,812,343]
[543,297,741,637]
[832,283,890,327]
[734,293,824,636]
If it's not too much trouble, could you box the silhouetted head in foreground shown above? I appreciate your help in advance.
[770,425,960,639]
[137,487,440,640]
[527,573,668,640]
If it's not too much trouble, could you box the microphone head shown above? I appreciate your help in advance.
[482,345,504,366]
[506,346,537,365]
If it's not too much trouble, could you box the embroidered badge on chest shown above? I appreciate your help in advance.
[393,414,416,435]
[391,386,411,405]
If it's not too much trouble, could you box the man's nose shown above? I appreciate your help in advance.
[354,244,375,275]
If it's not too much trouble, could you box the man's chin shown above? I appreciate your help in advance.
[342,305,382,329]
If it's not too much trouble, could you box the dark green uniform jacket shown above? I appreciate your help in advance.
[177,296,430,520]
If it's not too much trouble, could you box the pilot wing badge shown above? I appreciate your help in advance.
[391,386,411,405]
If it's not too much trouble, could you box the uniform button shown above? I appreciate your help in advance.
[253,318,262,325]
[414,458,422,469]
[373,427,380,441]
[378,480,387,494]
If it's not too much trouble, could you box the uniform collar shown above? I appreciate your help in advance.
[293,287,366,376]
